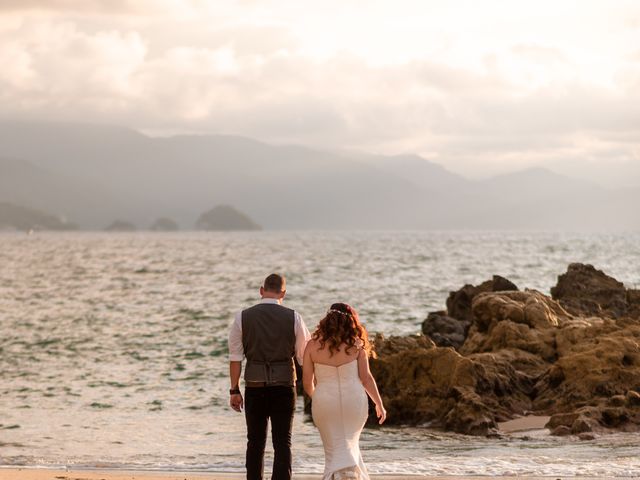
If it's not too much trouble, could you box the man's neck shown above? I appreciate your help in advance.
[261,296,282,304]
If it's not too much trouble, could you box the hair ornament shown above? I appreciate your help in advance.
[327,308,350,316]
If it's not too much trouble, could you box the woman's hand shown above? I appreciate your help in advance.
[375,403,387,424]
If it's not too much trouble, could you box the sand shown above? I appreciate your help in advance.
[0,416,573,480]
[0,471,405,480]
[0,469,618,480]
[497,415,551,433]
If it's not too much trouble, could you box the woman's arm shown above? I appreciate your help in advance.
[357,348,387,424]
[302,340,316,398]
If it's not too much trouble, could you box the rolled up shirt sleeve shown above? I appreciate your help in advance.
[294,311,311,365]
[228,311,244,362]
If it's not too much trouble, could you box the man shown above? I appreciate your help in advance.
[228,273,310,480]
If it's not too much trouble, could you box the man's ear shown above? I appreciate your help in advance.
[259,286,265,297]
[279,289,286,299]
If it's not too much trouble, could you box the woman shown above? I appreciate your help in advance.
[303,303,386,480]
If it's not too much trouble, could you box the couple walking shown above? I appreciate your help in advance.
[228,273,386,480]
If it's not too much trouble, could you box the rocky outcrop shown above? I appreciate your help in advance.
[551,263,631,318]
[422,275,518,349]
[446,275,518,322]
[373,264,640,437]
[533,316,640,427]
[421,312,469,350]
[371,334,492,434]
[460,289,570,363]
[371,334,538,435]
[196,205,261,231]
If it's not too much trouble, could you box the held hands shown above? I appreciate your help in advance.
[230,393,243,412]
[375,403,387,424]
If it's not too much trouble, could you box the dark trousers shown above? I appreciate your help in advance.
[244,386,296,480]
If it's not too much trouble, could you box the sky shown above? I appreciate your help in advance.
[1,0,639,186]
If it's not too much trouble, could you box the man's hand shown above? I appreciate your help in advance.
[230,393,243,412]
[229,361,242,412]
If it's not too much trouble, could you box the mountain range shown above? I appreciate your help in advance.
[0,119,638,231]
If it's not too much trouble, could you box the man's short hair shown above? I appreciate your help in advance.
[263,273,286,293]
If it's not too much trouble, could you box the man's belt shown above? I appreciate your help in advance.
[245,359,294,385]
[245,381,293,388]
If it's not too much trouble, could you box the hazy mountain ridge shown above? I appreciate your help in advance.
[0,201,76,231]
[0,156,120,226]
[351,153,474,192]
[0,120,637,230]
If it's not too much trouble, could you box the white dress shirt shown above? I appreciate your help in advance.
[228,298,311,365]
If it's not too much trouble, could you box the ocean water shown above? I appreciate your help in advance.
[1,230,640,477]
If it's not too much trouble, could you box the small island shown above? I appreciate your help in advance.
[104,220,137,232]
[0,202,76,231]
[150,217,179,231]
[195,205,261,231]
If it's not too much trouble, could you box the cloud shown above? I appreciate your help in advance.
[0,19,146,110]
[0,2,639,187]
[0,0,190,15]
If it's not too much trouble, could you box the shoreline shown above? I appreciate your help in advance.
[0,468,626,480]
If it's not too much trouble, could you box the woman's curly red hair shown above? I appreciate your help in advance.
[312,303,375,358]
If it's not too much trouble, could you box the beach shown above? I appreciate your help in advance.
[0,470,624,480]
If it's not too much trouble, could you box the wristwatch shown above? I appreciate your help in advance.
[230,387,241,395]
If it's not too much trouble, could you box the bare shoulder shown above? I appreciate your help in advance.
[304,338,319,352]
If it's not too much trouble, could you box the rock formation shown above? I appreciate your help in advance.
[422,275,518,349]
[421,311,469,350]
[446,275,518,321]
[551,262,640,318]
[195,205,261,231]
[372,264,640,437]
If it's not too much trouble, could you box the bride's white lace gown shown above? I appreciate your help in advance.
[312,359,370,480]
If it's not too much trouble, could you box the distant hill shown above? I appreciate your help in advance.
[354,153,472,192]
[0,202,76,231]
[0,156,122,227]
[0,119,638,231]
[196,205,261,231]
[0,120,428,229]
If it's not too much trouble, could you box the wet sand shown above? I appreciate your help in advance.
[497,415,551,433]
[0,469,619,480]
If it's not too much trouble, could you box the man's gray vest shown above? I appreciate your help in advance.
[242,303,296,386]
